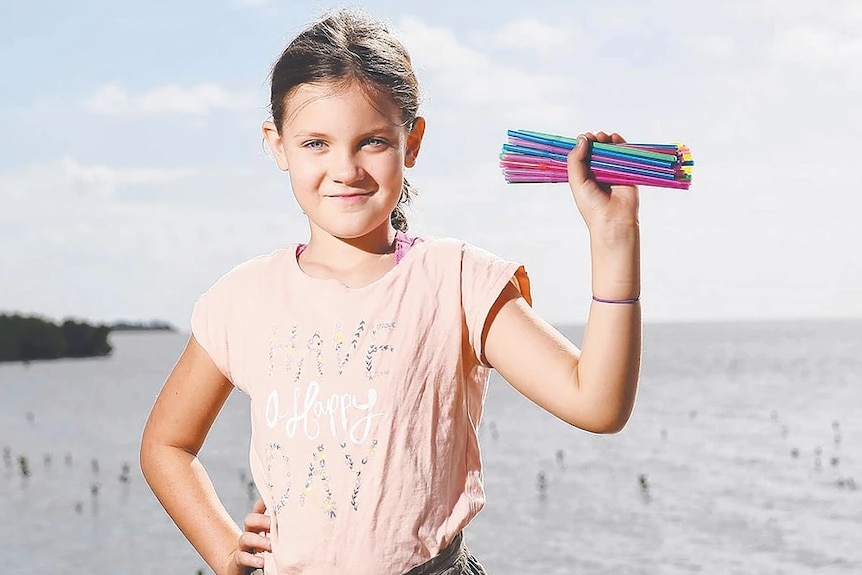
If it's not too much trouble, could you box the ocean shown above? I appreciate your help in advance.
[1,320,860,574]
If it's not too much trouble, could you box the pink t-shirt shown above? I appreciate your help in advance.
[191,236,531,575]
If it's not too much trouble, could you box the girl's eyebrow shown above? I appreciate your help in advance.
[291,126,399,140]
[291,131,328,140]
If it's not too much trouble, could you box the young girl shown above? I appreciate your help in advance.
[140,8,641,575]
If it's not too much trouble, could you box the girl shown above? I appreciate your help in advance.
[140,8,641,575]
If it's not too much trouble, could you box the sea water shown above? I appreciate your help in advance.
[1,320,860,574]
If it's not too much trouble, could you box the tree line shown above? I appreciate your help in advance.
[0,314,113,363]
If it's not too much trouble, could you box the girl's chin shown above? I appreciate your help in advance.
[316,217,395,241]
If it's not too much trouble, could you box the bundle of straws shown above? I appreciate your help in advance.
[499,129,693,190]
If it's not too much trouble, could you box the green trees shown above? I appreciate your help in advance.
[0,314,112,363]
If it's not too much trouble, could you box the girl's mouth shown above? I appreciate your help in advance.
[327,192,374,204]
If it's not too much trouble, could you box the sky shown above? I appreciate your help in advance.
[1,0,861,328]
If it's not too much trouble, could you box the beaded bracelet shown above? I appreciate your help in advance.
[592,295,640,304]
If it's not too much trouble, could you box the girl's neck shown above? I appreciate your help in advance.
[297,225,400,287]
[306,225,397,258]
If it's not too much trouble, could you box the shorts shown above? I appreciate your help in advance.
[403,532,488,575]
[249,532,487,575]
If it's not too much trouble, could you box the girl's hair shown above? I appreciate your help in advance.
[269,8,421,232]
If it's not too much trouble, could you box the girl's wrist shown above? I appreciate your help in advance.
[589,235,640,302]
[588,221,640,250]
[590,283,641,303]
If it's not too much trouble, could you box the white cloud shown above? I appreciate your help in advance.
[729,1,862,71]
[0,157,197,204]
[478,19,580,59]
[83,83,259,117]
[744,0,862,27]
[396,16,575,115]
[772,25,862,68]
[0,156,300,326]
[687,34,737,59]
[0,154,300,225]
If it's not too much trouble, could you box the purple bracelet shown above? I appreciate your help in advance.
[592,295,640,304]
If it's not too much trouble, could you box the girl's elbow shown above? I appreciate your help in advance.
[138,428,171,482]
[567,404,634,434]
[603,401,637,433]
[578,416,629,434]
[595,413,632,434]
[138,437,158,481]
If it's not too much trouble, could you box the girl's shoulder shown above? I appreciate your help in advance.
[409,235,526,287]
[201,246,298,294]
[402,234,480,273]
[413,235,509,264]
[418,235,532,306]
[410,234,489,257]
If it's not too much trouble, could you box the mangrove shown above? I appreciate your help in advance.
[0,314,112,363]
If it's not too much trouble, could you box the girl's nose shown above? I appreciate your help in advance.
[330,150,365,185]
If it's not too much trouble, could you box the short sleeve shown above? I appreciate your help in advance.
[190,287,234,383]
[461,242,532,367]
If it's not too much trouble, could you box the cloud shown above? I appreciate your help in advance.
[0,154,302,325]
[83,83,259,117]
[772,25,862,68]
[0,157,197,203]
[686,34,738,59]
[231,0,271,6]
[477,19,581,59]
[395,16,575,115]
[729,1,862,71]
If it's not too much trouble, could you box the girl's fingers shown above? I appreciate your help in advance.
[566,135,591,187]
[580,130,624,143]
[568,130,632,198]
[234,549,266,570]
[229,529,272,573]
[244,512,271,533]
[252,497,266,514]
[239,530,272,553]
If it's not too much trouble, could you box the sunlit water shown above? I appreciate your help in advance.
[1,320,860,574]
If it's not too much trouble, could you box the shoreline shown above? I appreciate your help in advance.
[0,313,175,363]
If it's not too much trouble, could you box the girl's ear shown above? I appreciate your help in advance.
[404,116,426,168]
[262,120,289,171]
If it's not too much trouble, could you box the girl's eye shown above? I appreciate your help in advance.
[363,137,389,148]
[302,140,326,150]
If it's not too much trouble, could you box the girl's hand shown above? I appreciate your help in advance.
[567,131,640,242]
[224,498,271,575]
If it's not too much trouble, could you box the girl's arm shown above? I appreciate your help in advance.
[140,335,271,574]
[483,131,641,434]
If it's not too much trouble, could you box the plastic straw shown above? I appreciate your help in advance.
[499,129,694,190]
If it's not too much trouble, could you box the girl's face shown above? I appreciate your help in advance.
[265,81,424,241]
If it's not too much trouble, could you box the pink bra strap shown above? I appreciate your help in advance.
[393,231,421,264]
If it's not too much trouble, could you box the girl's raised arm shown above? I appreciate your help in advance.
[140,336,270,575]
[482,131,641,434]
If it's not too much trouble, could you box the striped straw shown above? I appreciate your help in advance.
[499,129,693,190]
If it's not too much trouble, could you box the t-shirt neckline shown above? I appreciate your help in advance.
[288,232,428,292]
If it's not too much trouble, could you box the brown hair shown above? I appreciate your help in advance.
[269,8,421,231]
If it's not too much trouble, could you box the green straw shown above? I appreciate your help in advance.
[591,142,679,163]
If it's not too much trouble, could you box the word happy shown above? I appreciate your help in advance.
[264,320,395,445]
